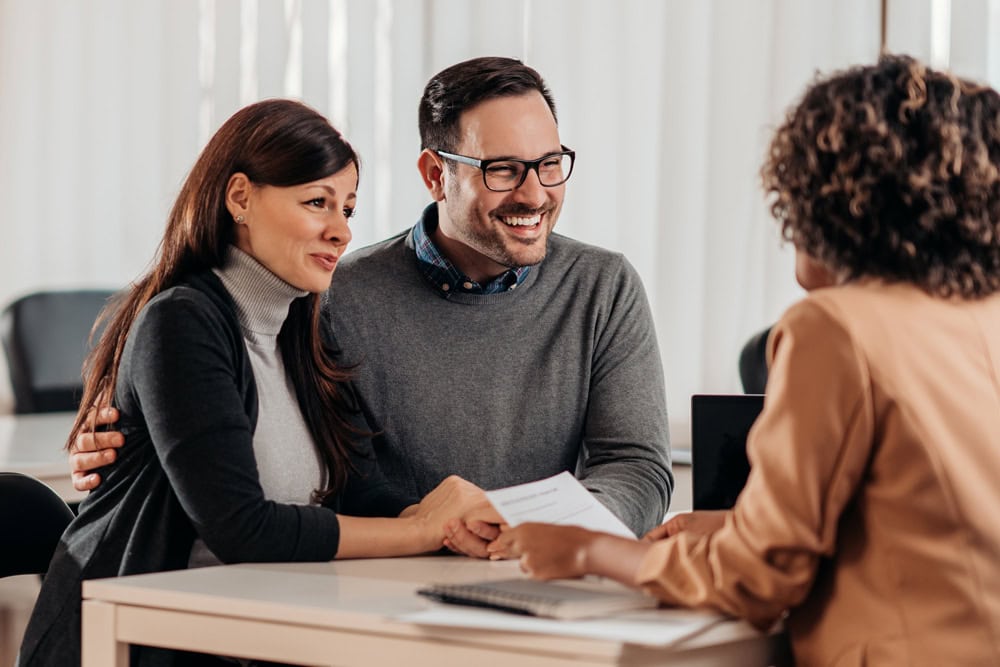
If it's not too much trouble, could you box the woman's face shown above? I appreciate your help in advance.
[232,164,358,293]
[795,247,836,291]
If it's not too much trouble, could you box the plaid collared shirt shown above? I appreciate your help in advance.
[411,208,530,296]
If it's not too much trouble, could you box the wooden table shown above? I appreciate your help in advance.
[82,556,789,666]
[0,411,83,502]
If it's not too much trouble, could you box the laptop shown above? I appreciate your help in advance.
[690,394,764,510]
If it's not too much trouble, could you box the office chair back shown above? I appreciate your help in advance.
[738,326,772,395]
[1,289,115,413]
[0,472,74,577]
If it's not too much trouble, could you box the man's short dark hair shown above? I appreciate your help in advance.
[418,56,557,152]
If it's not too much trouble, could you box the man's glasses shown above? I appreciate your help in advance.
[436,146,576,192]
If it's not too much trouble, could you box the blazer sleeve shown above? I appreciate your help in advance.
[634,297,876,629]
[124,289,342,563]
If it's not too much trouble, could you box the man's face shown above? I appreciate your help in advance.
[435,92,565,282]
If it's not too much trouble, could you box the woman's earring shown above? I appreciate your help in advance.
[235,215,245,223]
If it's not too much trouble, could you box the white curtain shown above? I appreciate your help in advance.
[1,0,998,446]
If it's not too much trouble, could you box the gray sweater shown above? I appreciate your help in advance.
[326,204,673,535]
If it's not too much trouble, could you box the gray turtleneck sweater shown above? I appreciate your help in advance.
[214,247,324,504]
[189,247,324,566]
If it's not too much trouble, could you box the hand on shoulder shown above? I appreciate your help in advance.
[69,407,124,491]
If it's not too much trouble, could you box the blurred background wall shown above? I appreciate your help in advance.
[1,0,998,442]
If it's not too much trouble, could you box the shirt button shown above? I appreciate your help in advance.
[441,283,450,291]
[462,281,473,290]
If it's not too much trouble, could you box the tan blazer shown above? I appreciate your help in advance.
[637,281,1000,666]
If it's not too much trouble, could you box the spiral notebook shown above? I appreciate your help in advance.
[416,578,658,620]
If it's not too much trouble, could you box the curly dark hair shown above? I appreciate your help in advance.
[762,54,1000,298]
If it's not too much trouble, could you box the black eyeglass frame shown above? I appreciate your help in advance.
[435,145,576,192]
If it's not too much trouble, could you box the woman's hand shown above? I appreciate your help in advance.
[642,510,728,542]
[488,523,653,587]
[338,477,500,559]
[487,523,595,579]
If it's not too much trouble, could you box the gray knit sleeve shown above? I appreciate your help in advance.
[577,255,673,535]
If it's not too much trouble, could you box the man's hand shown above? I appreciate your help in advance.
[410,475,502,556]
[642,510,728,541]
[69,407,123,491]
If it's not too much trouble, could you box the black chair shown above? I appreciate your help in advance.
[1,289,115,414]
[0,472,74,577]
[738,326,772,395]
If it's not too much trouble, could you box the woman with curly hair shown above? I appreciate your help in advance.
[489,55,1000,665]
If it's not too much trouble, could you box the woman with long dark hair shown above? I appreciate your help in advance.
[19,99,494,666]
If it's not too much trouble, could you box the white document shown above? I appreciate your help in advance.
[485,471,636,538]
[397,605,725,647]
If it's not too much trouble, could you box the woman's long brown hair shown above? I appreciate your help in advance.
[70,99,363,498]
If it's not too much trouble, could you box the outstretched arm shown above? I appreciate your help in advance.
[337,475,501,558]
[491,299,876,630]
[488,523,652,583]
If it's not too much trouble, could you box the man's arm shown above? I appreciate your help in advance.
[69,407,124,490]
[578,256,673,535]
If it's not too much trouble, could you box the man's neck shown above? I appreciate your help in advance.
[429,222,510,285]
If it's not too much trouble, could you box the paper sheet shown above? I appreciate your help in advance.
[397,605,724,647]
[485,471,636,538]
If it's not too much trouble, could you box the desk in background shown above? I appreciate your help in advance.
[671,462,692,513]
[82,555,788,666]
[0,411,82,667]
[0,411,83,503]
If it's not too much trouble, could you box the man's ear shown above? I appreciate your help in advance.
[417,149,446,201]
[225,173,252,219]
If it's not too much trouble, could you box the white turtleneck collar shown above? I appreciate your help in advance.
[212,245,308,345]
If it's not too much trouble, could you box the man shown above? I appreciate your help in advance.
[71,57,672,552]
